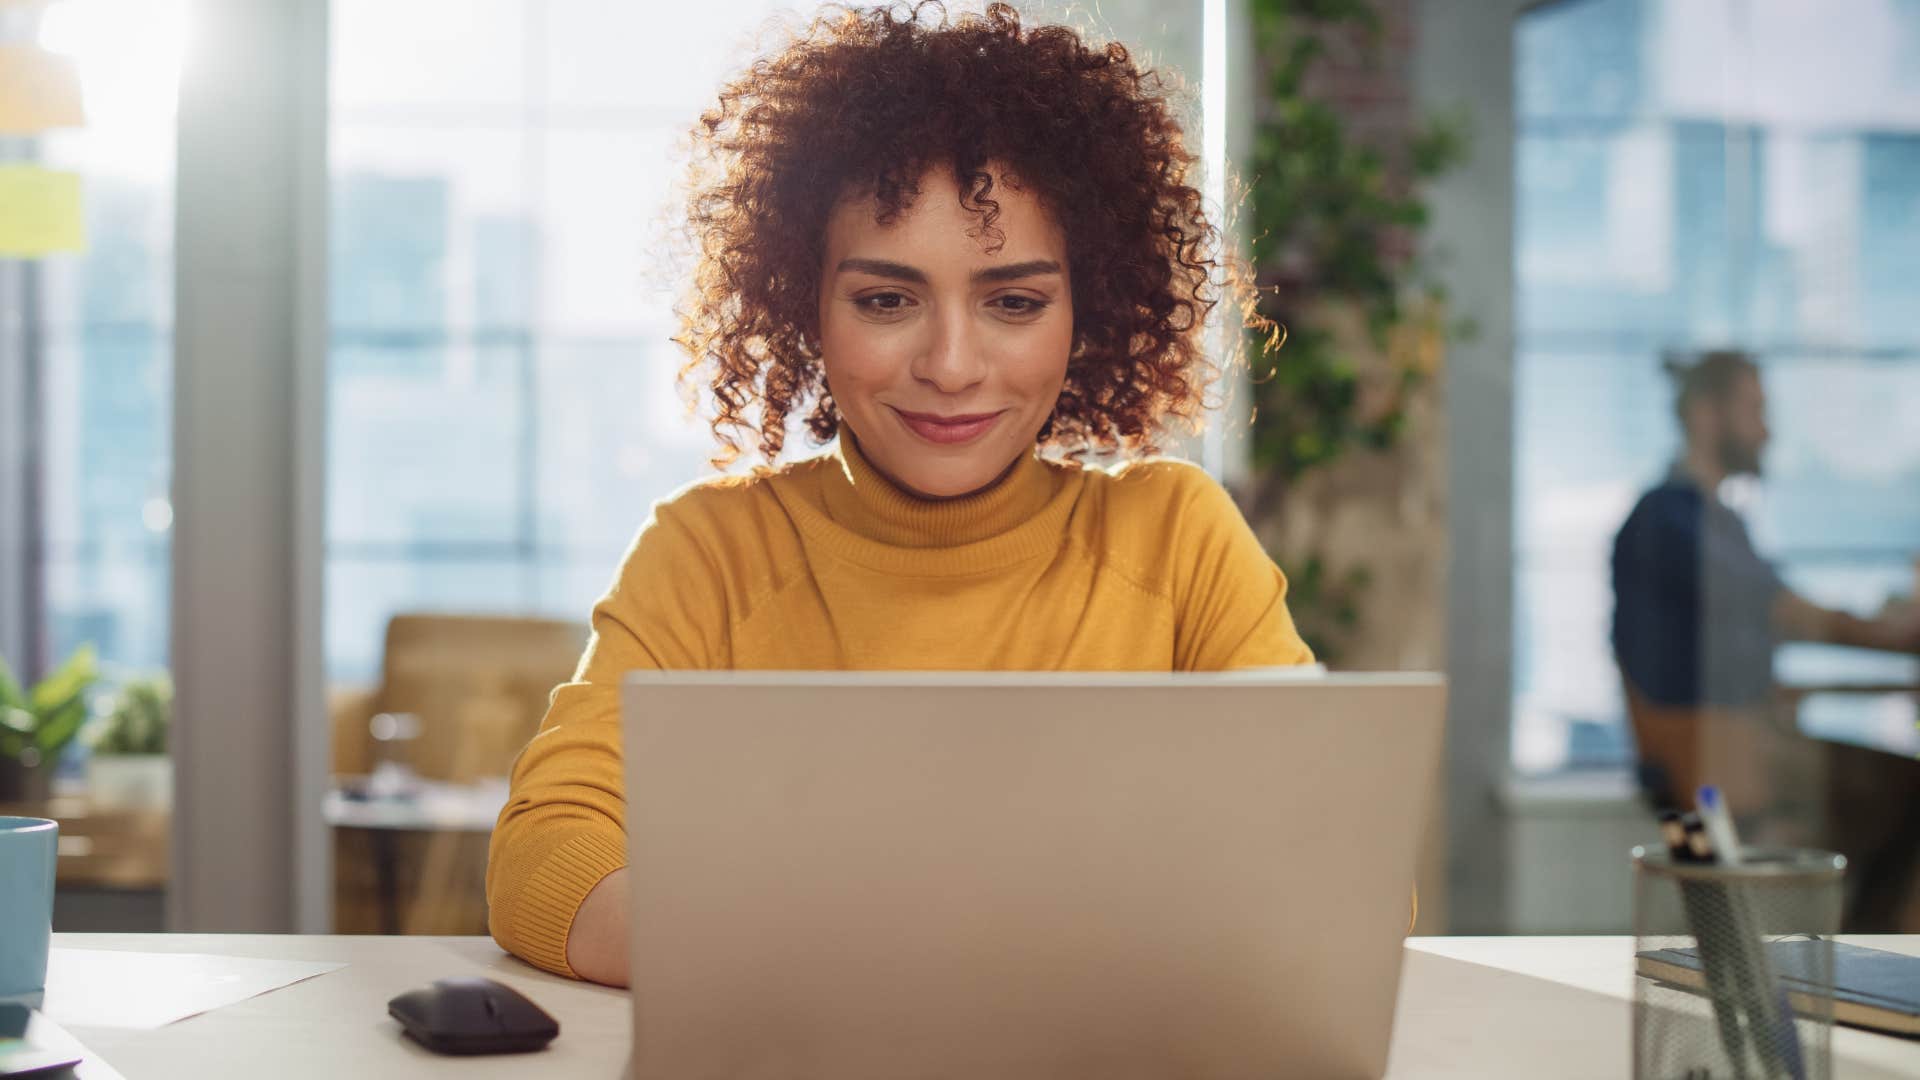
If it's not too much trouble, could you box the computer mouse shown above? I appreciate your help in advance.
[387,976,559,1055]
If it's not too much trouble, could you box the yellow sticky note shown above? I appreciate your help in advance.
[0,165,86,256]
[0,44,86,133]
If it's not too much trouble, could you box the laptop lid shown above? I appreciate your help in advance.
[621,672,1444,1079]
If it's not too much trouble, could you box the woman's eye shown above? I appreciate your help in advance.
[854,292,912,314]
[991,295,1049,317]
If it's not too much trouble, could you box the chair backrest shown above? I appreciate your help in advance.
[375,614,588,781]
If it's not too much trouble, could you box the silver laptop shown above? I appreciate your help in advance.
[621,672,1444,1079]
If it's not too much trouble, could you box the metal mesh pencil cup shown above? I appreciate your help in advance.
[1631,847,1846,1080]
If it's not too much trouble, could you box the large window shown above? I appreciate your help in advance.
[4,1,184,683]
[1512,0,1920,772]
[324,0,827,681]
[324,0,1218,684]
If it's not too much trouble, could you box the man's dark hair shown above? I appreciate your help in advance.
[1665,349,1759,426]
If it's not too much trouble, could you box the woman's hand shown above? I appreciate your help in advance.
[566,866,631,987]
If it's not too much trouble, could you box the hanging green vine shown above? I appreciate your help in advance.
[1243,0,1469,659]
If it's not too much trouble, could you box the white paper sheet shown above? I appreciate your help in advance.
[42,949,346,1030]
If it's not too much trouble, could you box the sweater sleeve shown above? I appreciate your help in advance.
[1166,468,1315,672]
[486,499,730,977]
[1159,468,1405,915]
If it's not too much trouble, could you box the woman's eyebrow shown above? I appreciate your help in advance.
[971,259,1064,284]
[834,257,1065,285]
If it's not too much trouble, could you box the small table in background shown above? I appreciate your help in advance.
[322,775,507,935]
[1775,653,1920,930]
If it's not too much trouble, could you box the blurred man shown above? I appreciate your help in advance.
[1613,351,1918,717]
[1611,349,1920,926]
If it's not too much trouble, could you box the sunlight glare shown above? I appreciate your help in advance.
[37,0,191,127]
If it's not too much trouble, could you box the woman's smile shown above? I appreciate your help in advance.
[888,406,1008,446]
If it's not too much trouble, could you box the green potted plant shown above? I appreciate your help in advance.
[0,645,99,803]
[85,673,172,810]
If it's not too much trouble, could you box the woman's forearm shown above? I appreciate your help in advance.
[566,867,632,987]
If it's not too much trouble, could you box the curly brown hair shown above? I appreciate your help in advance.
[676,1,1243,465]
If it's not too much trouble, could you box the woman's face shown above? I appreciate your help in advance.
[817,165,1073,499]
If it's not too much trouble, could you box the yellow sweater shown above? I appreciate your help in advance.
[486,437,1314,977]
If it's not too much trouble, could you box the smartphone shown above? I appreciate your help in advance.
[0,1004,81,1080]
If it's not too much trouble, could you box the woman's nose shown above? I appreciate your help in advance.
[909,307,988,393]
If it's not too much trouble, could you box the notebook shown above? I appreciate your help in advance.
[1636,940,1920,1037]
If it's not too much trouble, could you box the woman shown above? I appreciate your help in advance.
[487,2,1312,986]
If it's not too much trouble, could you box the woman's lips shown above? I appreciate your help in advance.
[891,407,1006,445]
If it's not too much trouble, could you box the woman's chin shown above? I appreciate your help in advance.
[894,464,1006,500]
[871,445,1022,501]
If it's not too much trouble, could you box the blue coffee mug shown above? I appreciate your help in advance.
[0,817,58,1002]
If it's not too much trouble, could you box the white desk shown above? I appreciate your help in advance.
[48,933,1920,1078]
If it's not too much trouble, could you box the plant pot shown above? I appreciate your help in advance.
[0,754,53,804]
[86,754,172,811]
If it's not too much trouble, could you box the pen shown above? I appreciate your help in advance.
[1696,787,1806,1080]
[1684,814,1781,1078]
[1695,787,1743,869]
[1681,813,1715,864]
[1664,810,1750,1080]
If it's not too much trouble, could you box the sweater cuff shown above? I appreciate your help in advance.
[497,830,628,978]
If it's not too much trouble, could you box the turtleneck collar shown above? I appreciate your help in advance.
[820,433,1059,548]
